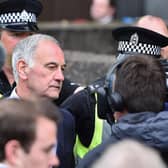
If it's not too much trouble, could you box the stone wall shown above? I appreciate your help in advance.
[39,22,124,54]
[64,50,116,85]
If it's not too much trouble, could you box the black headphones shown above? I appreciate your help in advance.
[104,56,127,113]
[87,54,130,124]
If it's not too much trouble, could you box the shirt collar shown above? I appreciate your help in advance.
[0,163,8,168]
[8,88,20,99]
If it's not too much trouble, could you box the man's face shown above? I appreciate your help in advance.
[90,0,112,21]
[25,40,65,99]
[18,117,59,168]
[0,30,33,66]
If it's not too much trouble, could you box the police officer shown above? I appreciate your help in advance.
[0,0,80,103]
[136,15,168,59]
[0,0,42,96]
[61,26,168,163]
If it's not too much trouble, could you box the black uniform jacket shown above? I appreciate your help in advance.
[57,109,76,168]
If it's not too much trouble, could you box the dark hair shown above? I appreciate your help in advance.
[115,54,166,113]
[110,0,116,6]
[0,98,60,161]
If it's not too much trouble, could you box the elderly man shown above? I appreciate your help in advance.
[9,34,75,168]
[10,34,65,99]
[0,0,80,105]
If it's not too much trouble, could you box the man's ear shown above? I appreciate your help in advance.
[5,140,23,166]
[17,59,29,80]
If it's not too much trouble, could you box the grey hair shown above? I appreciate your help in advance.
[92,139,167,168]
[12,34,60,83]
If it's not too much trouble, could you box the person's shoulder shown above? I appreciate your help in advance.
[76,137,115,168]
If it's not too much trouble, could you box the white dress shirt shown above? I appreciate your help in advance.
[8,88,19,99]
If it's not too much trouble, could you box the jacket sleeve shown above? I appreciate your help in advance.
[57,108,76,168]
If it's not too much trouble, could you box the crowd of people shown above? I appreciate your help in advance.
[0,0,168,168]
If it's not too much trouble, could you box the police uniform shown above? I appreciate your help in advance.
[0,0,42,96]
[61,26,168,163]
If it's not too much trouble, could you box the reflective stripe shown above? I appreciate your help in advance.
[74,93,103,160]
[0,93,3,98]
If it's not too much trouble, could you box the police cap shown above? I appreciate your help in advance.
[0,0,43,32]
[112,26,168,57]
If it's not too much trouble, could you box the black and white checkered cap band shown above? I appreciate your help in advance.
[118,41,161,56]
[0,10,36,24]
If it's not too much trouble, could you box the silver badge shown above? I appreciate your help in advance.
[130,33,139,45]
[20,10,29,22]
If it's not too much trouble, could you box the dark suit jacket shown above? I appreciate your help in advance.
[57,108,76,168]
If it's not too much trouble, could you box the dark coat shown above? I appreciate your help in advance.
[60,77,112,147]
[57,108,76,168]
[0,70,12,95]
[77,111,168,168]
[61,88,96,147]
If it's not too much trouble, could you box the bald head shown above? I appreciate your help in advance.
[136,15,168,59]
[136,15,168,37]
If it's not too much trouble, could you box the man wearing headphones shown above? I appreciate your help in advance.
[77,54,168,167]
[61,26,168,162]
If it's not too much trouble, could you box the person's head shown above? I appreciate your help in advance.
[136,15,168,59]
[0,0,42,67]
[90,0,116,24]
[0,98,60,168]
[91,139,166,168]
[12,34,65,99]
[105,54,166,120]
